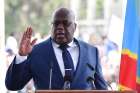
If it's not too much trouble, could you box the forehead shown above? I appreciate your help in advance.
[52,9,75,22]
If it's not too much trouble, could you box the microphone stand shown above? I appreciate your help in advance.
[49,62,53,90]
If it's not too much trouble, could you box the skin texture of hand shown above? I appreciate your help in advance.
[18,27,37,56]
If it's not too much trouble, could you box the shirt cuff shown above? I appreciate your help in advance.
[15,54,27,64]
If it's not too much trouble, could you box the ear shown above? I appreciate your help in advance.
[74,23,77,30]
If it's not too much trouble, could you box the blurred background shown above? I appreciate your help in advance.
[0,0,126,92]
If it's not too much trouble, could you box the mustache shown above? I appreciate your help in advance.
[55,29,65,35]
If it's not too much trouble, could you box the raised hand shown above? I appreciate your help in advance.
[18,27,37,56]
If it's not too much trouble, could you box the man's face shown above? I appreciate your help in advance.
[51,9,76,45]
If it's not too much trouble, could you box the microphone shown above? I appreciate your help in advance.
[63,75,71,90]
[63,69,73,90]
[87,76,94,82]
[86,76,96,89]
[49,61,53,90]
[86,63,96,89]
[63,80,71,90]
[86,63,94,71]
[86,63,113,90]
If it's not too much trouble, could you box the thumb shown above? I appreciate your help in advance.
[31,38,37,46]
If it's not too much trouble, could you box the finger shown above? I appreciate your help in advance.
[20,27,31,46]
[26,27,32,39]
[20,29,27,44]
[22,27,29,40]
[22,27,28,38]
[28,27,33,39]
[31,38,37,46]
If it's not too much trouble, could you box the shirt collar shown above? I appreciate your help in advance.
[52,40,76,48]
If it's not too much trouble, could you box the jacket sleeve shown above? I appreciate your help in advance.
[5,56,32,91]
[94,48,108,90]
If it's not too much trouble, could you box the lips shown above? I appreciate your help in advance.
[56,32,65,38]
[57,33,65,35]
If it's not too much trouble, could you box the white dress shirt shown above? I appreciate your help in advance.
[15,40,79,77]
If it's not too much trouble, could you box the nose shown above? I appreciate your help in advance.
[55,23,65,35]
[57,23,64,30]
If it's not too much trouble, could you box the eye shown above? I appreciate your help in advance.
[52,21,60,27]
[63,21,72,27]
[52,21,73,27]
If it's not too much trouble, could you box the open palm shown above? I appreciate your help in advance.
[19,27,37,56]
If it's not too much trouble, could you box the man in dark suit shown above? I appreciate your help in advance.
[5,7,108,90]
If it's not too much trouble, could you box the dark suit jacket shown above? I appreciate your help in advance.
[5,38,108,90]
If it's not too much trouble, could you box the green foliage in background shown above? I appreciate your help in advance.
[5,0,69,38]
[79,0,87,20]
[96,0,104,19]
[5,0,104,39]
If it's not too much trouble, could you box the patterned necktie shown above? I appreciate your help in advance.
[59,45,74,82]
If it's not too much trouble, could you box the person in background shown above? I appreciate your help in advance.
[5,32,18,68]
[5,7,108,90]
[5,32,18,55]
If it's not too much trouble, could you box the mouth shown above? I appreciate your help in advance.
[55,33,67,44]
[57,33,65,35]
[56,36,65,40]
[56,32,65,38]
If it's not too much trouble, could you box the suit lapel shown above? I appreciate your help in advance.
[73,40,87,81]
[48,38,63,76]
[47,38,64,88]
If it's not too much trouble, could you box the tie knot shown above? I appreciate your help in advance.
[59,44,69,51]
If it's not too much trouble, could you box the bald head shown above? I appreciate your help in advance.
[52,8,75,22]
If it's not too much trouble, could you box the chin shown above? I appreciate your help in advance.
[55,38,67,44]
[55,40,65,44]
[58,42,67,45]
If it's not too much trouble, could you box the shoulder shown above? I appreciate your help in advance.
[76,38,97,50]
[31,38,52,53]
[74,38,99,56]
